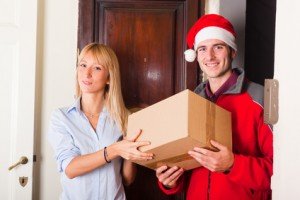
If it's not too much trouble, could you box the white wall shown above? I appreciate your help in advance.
[205,0,246,69]
[272,1,300,199]
[35,0,78,199]
[219,0,246,69]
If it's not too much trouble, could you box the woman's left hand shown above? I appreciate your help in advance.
[109,130,154,161]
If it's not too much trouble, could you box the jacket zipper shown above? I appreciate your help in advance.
[207,171,211,200]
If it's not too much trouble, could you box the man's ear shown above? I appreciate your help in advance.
[231,49,237,60]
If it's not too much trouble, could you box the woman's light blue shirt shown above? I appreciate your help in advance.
[48,98,126,200]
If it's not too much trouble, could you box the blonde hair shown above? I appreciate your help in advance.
[76,43,129,134]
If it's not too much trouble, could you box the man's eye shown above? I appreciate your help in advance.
[198,48,206,52]
[215,45,224,50]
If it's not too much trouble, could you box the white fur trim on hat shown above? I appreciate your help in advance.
[194,27,237,51]
[184,49,197,62]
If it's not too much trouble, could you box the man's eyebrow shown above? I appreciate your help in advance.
[197,45,206,49]
[213,43,227,46]
[198,43,227,49]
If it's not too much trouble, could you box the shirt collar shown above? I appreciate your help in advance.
[67,97,81,113]
[66,97,109,116]
[205,70,239,102]
[194,67,246,98]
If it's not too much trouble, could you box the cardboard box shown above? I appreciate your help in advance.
[127,89,232,170]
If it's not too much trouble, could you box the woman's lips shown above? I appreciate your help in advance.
[82,80,92,85]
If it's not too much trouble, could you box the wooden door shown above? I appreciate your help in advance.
[78,0,202,199]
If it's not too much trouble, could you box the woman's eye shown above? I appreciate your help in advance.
[79,63,86,68]
[95,66,101,70]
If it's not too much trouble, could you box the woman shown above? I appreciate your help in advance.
[48,43,153,200]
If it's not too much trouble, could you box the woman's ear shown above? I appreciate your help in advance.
[106,74,110,85]
[106,72,110,85]
[105,75,110,91]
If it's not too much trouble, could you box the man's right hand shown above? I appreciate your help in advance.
[155,166,184,188]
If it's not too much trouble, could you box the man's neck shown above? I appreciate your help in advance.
[208,70,233,94]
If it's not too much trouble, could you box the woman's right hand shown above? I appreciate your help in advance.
[110,130,154,161]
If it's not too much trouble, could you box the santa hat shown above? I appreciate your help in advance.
[184,14,237,62]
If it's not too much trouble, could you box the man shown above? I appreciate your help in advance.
[156,14,273,200]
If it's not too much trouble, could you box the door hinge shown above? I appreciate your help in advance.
[264,79,279,125]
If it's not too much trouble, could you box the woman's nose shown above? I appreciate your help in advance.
[84,68,92,77]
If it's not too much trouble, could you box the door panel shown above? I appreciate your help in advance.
[78,0,201,199]
[0,0,37,199]
[103,8,175,107]
[95,0,196,108]
[0,44,15,200]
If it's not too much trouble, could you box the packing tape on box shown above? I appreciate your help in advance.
[144,153,194,169]
[143,147,220,169]
[206,101,216,150]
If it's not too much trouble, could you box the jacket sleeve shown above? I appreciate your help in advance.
[157,174,185,195]
[226,109,273,190]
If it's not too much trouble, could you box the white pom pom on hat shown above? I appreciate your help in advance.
[184,14,237,62]
[184,49,197,62]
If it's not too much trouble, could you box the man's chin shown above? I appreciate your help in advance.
[206,73,220,79]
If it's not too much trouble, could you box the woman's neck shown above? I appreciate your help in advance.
[80,93,105,115]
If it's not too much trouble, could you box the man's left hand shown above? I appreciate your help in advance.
[188,140,234,173]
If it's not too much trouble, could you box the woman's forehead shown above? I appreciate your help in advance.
[81,51,100,63]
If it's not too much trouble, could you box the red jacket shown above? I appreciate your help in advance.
[158,68,273,200]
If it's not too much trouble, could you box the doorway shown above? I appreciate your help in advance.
[245,0,277,85]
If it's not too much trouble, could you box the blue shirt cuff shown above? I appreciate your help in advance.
[60,156,75,173]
